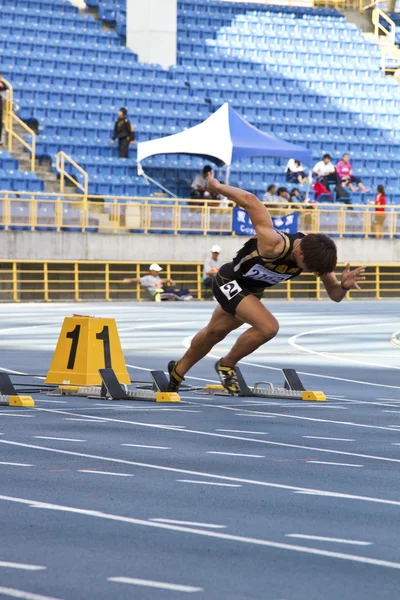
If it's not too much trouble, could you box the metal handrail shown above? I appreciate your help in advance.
[55,151,89,207]
[372,5,396,44]
[2,77,36,172]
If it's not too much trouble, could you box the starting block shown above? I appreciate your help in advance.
[0,373,35,407]
[203,367,326,402]
[51,368,180,403]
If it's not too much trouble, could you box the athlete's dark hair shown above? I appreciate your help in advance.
[300,233,337,276]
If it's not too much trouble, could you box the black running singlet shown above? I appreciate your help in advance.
[227,231,305,289]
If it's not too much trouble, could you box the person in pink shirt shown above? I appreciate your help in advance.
[336,153,369,193]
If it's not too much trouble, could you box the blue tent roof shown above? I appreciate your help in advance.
[228,104,312,164]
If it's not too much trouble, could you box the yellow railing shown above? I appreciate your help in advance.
[371,4,396,44]
[55,152,89,208]
[2,78,36,172]
[0,191,397,238]
[0,260,398,303]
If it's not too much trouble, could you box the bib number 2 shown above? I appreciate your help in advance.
[220,280,242,300]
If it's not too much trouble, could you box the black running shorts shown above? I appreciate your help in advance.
[213,265,264,316]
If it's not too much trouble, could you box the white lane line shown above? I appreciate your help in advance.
[7,414,400,466]
[207,451,264,458]
[1,493,399,572]
[64,418,108,422]
[33,400,67,404]
[235,413,275,418]
[306,461,364,468]
[0,587,63,600]
[34,437,86,442]
[285,534,372,546]
[150,519,226,529]
[121,444,171,449]
[177,480,242,488]
[0,414,35,418]
[302,436,355,442]
[3,440,400,508]
[78,470,134,477]
[383,411,400,414]
[392,443,400,446]
[108,577,203,593]
[0,462,33,467]
[216,429,267,435]
[0,562,46,571]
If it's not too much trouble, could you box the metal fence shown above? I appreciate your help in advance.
[0,260,398,302]
[0,192,397,238]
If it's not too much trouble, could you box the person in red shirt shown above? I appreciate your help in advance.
[374,184,387,238]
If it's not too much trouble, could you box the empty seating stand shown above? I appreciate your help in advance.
[1,0,399,203]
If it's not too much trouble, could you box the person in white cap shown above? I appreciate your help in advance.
[203,245,222,291]
[123,264,175,301]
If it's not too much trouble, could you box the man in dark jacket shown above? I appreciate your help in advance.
[0,74,8,145]
[110,107,134,158]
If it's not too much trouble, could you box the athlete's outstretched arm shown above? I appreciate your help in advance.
[208,176,283,256]
[321,264,365,302]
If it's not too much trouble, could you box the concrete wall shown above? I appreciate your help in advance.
[1,231,400,264]
[126,0,177,69]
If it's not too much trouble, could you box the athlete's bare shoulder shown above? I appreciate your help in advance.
[256,230,286,259]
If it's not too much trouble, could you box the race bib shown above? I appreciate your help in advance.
[244,265,292,285]
[220,280,242,300]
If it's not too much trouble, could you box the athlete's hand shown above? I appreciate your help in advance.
[340,263,365,290]
[206,172,218,193]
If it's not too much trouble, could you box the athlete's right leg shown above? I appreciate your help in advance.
[167,305,243,391]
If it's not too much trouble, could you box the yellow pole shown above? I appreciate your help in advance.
[197,264,202,300]
[376,265,381,300]
[316,276,321,301]
[287,279,292,301]
[136,264,141,301]
[31,133,36,172]
[60,154,65,194]
[105,263,111,302]
[12,261,19,303]
[43,262,50,302]
[74,262,81,302]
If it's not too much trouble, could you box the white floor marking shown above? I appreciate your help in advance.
[0,414,35,418]
[108,577,203,593]
[285,535,372,546]
[235,413,275,418]
[177,479,242,488]
[383,411,400,414]
[207,451,264,458]
[302,436,355,442]
[392,443,400,446]
[8,411,400,466]
[64,418,107,422]
[0,493,399,571]
[0,562,46,571]
[33,399,67,404]
[150,519,226,529]
[121,444,171,449]
[78,470,134,477]
[216,429,267,435]
[0,462,33,467]
[34,437,86,442]
[2,440,400,507]
[0,587,62,600]
[306,461,363,468]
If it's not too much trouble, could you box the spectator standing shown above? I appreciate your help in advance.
[336,154,369,193]
[286,158,307,184]
[373,184,387,239]
[0,74,8,145]
[111,107,134,158]
[203,245,222,290]
[262,184,278,202]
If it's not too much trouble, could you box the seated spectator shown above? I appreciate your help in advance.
[262,184,278,202]
[123,264,192,301]
[276,187,290,202]
[313,154,352,209]
[203,245,222,290]
[191,166,219,201]
[289,188,301,203]
[373,184,387,239]
[286,159,307,184]
[336,154,369,193]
